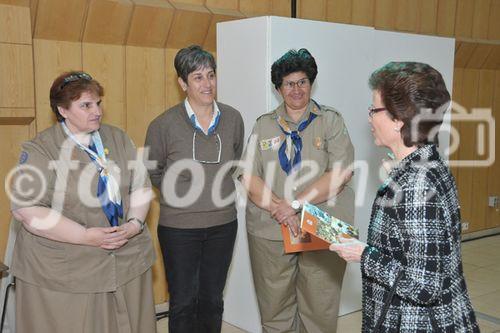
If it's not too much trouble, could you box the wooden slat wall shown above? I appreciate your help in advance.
[452,68,500,233]
[487,72,500,229]
[0,2,34,263]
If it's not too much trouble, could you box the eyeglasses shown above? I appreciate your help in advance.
[282,78,310,90]
[192,131,222,164]
[368,106,386,118]
[59,72,93,90]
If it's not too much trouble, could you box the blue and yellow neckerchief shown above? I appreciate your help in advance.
[61,122,123,226]
[276,100,320,174]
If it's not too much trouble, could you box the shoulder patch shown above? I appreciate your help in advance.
[19,151,28,164]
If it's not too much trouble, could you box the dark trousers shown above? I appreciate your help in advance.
[157,220,237,333]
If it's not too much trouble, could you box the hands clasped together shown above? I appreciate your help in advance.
[271,199,301,237]
[84,221,141,250]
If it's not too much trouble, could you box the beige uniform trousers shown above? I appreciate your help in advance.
[248,234,346,333]
[15,268,156,333]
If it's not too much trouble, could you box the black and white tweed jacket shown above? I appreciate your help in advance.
[360,145,479,332]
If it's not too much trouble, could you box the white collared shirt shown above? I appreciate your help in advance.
[184,99,221,135]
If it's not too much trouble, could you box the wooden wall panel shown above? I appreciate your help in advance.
[34,0,88,41]
[0,125,32,263]
[467,44,493,69]
[488,0,500,40]
[454,0,474,39]
[203,14,242,51]
[472,0,491,40]
[486,71,500,229]
[125,46,165,145]
[0,108,34,124]
[0,43,34,108]
[470,70,495,231]
[30,0,38,35]
[33,39,82,131]
[351,0,374,26]
[125,45,168,304]
[483,45,500,70]
[436,0,457,37]
[326,0,352,24]
[271,0,291,17]
[0,0,29,5]
[206,0,241,15]
[166,9,212,49]
[458,69,479,232]
[0,3,31,44]
[82,0,134,45]
[454,42,477,68]
[449,68,463,182]
[239,0,272,17]
[83,43,126,130]
[165,48,183,108]
[373,0,397,31]
[395,0,418,33]
[127,1,174,48]
[417,0,438,35]
[148,195,168,304]
[299,0,326,21]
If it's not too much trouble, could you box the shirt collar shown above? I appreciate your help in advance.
[273,99,322,123]
[184,99,221,135]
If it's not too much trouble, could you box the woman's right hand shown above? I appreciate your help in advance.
[83,227,129,249]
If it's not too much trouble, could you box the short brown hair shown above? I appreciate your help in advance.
[49,71,104,122]
[174,45,216,83]
[368,62,450,147]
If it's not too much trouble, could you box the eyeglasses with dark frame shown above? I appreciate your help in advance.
[59,72,93,91]
[368,106,387,118]
[282,78,310,90]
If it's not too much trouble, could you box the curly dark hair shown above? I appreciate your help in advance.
[50,71,104,122]
[271,48,318,90]
[174,45,216,83]
[368,62,451,147]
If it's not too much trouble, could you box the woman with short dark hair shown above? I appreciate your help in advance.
[10,71,156,333]
[236,48,354,332]
[145,45,244,333]
[330,62,479,332]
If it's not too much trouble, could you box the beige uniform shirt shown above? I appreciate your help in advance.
[10,123,155,293]
[236,101,355,240]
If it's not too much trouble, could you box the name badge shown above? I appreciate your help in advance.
[260,136,281,151]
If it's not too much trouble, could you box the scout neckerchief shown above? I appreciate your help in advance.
[276,100,319,175]
[61,122,123,226]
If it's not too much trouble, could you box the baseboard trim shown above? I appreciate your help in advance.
[462,227,500,241]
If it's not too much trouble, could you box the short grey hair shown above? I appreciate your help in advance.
[174,45,216,83]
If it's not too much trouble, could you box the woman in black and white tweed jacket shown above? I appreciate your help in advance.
[330,62,479,332]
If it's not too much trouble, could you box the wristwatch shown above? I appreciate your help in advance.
[127,217,145,233]
[291,200,302,211]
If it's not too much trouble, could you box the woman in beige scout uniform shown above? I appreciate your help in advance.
[9,72,156,333]
[236,49,354,332]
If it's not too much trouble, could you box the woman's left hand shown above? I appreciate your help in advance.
[118,221,141,240]
[329,237,367,263]
[271,200,296,224]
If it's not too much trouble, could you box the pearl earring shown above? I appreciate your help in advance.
[394,127,400,132]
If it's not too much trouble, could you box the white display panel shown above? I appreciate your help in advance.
[217,16,454,333]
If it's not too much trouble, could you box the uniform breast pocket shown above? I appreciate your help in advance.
[308,138,329,171]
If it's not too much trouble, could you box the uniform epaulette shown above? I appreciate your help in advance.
[256,110,275,121]
[320,105,340,115]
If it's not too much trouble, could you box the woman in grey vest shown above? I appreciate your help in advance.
[145,45,244,333]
